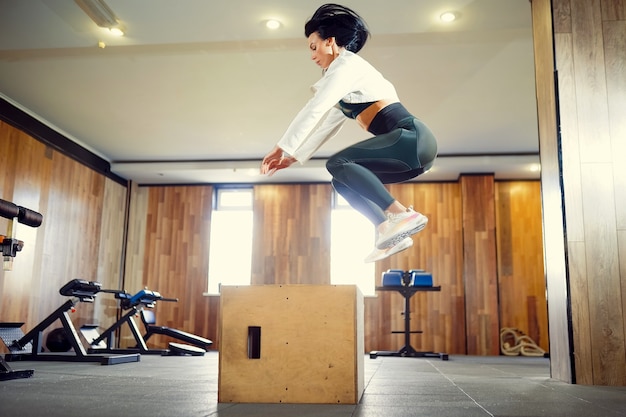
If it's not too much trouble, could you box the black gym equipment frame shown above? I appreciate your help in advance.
[139,309,213,351]
[81,289,210,356]
[0,351,33,381]
[1,280,140,366]
[369,270,448,360]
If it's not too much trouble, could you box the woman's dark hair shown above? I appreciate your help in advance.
[304,4,370,53]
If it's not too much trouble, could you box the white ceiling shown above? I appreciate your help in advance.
[0,0,540,184]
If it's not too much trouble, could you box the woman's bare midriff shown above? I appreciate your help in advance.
[356,99,399,131]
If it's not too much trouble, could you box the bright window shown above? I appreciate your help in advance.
[330,193,376,296]
[207,188,253,294]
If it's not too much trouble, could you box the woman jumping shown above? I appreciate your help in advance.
[261,4,437,262]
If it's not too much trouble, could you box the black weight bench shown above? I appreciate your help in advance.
[81,289,211,356]
[140,309,213,351]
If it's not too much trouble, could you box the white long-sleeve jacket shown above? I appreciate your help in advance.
[277,49,399,163]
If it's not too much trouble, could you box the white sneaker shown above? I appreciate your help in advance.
[364,237,413,263]
[375,207,428,249]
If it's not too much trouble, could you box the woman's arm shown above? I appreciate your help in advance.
[275,55,356,162]
[260,146,297,176]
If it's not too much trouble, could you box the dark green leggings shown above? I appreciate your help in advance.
[326,116,437,225]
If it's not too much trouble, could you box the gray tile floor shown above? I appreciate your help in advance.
[1,352,625,417]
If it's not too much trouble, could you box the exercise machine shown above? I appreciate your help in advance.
[0,279,140,365]
[0,198,43,380]
[369,269,448,360]
[81,288,211,356]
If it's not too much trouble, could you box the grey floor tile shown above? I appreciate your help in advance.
[354,404,493,417]
[360,393,478,407]
[363,383,462,396]
[482,401,625,417]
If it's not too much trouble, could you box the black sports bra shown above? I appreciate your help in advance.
[337,100,376,119]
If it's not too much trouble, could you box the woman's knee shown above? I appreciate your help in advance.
[326,155,349,175]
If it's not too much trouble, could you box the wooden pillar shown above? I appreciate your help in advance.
[532,0,626,385]
[531,0,575,383]
[460,175,499,355]
[554,0,626,386]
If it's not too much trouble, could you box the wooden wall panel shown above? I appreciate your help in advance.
[0,121,52,326]
[496,182,548,352]
[0,120,124,346]
[461,175,500,355]
[251,184,332,285]
[606,17,626,377]
[130,185,217,349]
[603,9,626,387]
[581,166,624,385]
[604,19,626,230]
[93,178,128,321]
[570,0,612,164]
[123,183,149,291]
[568,240,593,385]
[601,0,626,20]
[553,0,573,33]
[620,230,626,363]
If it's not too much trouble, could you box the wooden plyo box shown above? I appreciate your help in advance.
[218,285,364,404]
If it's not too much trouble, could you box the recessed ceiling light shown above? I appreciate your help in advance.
[109,26,124,36]
[265,19,281,30]
[440,11,457,22]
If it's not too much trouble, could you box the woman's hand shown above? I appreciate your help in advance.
[261,146,297,176]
